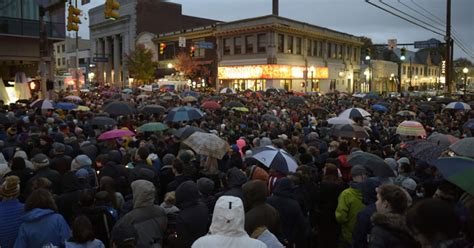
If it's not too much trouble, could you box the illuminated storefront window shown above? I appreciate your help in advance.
[218,65,329,80]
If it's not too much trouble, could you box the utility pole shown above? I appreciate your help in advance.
[74,0,80,95]
[445,0,452,94]
[39,6,48,99]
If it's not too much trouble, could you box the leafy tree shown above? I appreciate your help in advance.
[125,44,157,85]
[174,52,211,83]
[453,57,473,84]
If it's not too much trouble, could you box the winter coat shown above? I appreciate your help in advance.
[114,180,167,248]
[242,180,282,238]
[166,174,191,193]
[56,172,84,225]
[80,206,116,247]
[217,167,247,202]
[175,181,209,248]
[14,208,71,248]
[335,183,366,243]
[368,212,418,248]
[98,161,128,195]
[315,180,344,247]
[353,203,376,248]
[267,178,309,247]
[27,167,62,195]
[192,196,267,248]
[158,165,174,202]
[50,154,73,175]
[0,199,24,248]
[65,239,105,248]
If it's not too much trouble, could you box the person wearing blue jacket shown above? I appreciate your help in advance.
[0,176,24,248]
[14,188,71,248]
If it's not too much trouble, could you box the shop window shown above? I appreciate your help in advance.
[296,37,302,54]
[223,38,231,55]
[234,37,242,55]
[287,36,293,54]
[245,35,254,54]
[257,34,267,53]
[277,34,284,53]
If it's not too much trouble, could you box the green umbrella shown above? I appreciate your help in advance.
[137,122,168,132]
[431,157,474,195]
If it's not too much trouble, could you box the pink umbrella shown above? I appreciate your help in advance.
[98,129,135,140]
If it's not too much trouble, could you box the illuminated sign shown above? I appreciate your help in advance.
[218,65,329,79]
[441,60,446,74]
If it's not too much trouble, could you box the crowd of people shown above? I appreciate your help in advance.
[0,86,473,248]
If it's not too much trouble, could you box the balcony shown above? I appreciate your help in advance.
[0,16,65,39]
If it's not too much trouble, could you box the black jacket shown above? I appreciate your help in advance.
[369,212,418,248]
[27,167,62,195]
[50,154,73,175]
[216,167,247,202]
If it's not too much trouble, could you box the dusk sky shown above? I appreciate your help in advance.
[78,0,473,60]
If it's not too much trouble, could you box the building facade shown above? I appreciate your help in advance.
[53,41,67,75]
[89,0,217,87]
[215,15,363,93]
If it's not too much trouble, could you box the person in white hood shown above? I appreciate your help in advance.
[192,195,267,248]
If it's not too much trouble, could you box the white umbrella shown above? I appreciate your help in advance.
[445,102,471,110]
[338,108,371,119]
[220,87,236,94]
[327,117,355,125]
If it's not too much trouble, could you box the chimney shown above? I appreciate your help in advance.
[273,0,279,15]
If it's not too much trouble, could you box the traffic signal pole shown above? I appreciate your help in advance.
[75,0,80,95]
[445,0,452,94]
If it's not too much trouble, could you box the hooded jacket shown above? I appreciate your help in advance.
[335,182,366,243]
[218,167,247,201]
[175,180,209,248]
[0,199,24,248]
[114,180,167,248]
[369,212,418,248]
[353,178,381,248]
[14,208,71,248]
[192,196,266,248]
[242,180,282,238]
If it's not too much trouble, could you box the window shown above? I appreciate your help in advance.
[353,47,357,61]
[62,58,65,65]
[307,39,312,56]
[347,46,352,60]
[245,35,254,53]
[287,36,293,53]
[403,66,407,75]
[332,43,337,58]
[57,58,60,65]
[327,42,332,58]
[234,37,242,55]
[337,44,342,59]
[318,41,323,57]
[312,40,317,56]
[257,34,266,53]
[62,44,65,53]
[295,37,302,54]
[223,38,231,55]
[415,67,419,75]
[277,34,284,53]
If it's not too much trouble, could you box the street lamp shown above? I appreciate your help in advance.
[365,54,372,92]
[463,67,469,95]
[167,63,173,69]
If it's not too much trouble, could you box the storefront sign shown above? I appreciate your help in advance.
[218,65,329,80]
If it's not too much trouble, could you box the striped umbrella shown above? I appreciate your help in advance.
[396,120,426,137]
[431,157,474,195]
[251,146,298,173]
[30,99,54,109]
[445,102,471,110]
[183,132,229,159]
[338,108,371,119]
[165,106,204,122]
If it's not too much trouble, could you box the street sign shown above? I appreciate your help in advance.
[179,37,186,47]
[195,41,214,49]
[414,38,441,49]
[387,39,397,50]
[93,57,108,63]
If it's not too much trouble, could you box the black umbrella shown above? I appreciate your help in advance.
[348,151,395,177]
[0,114,13,125]
[262,114,279,123]
[288,96,306,106]
[103,101,137,116]
[375,102,391,108]
[331,124,369,139]
[404,140,445,162]
[312,107,329,115]
[418,104,434,112]
[173,126,205,139]
[225,101,244,108]
[91,116,117,126]
[139,105,166,115]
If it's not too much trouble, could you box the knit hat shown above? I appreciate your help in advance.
[351,165,367,177]
[0,175,20,199]
[397,157,410,166]
[197,177,215,195]
[384,158,398,171]
[52,142,66,154]
[32,153,49,169]
[162,153,175,166]
[401,177,417,191]
[71,155,92,171]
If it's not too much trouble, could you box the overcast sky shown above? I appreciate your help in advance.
[78,0,473,59]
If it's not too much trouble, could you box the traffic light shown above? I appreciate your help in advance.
[365,48,371,60]
[190,46,195,57]
[67,5,81,31]
[159,43,166,55]
[104,0,120,20]
[400,47,406,61]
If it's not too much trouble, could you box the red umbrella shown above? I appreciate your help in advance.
[201,101,221,110]
[98,129,135,140]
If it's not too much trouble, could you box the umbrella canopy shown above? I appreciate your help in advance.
[201,101,221,110]
[0,114,14,125]
[375,102,390,108]
[418,104,435,112]
[327,117,355,125]
[103,101,136,116]
[55,102,77,110]
[431,157,474,195]
[338,108,371,119]
[232,107,249,112]
[183,132,229,159]
[331,124,369,139]
[206,95,222,101]
[251,146,298,173]
[450,138,474,158]
[262,114,279,123]
[371,104,388,112]
[225,101,245,108]
[98,129,135,140]
[404,140,446,162]
[122,88,133,94]
[464,119,474,130]
[288,96,306,106]
[427,133,459,147]
[165,106,205,122]
[363,92,380,99]
[30,99,54,109]
[173,126,205,140]
[353,93,366,98]
[348,151,395,177]
[64,95,82,101]
[445,102,471,110]
[139,105,166,115]
[220,87,236,94]
[182,96,198,102]
[312,107,329,115]
[137,122,168,132]
[91,116,117,126]
[396,121,426,137]
[181,91,200,97]
[396,110,416,117]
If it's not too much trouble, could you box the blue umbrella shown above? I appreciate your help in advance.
[56,102,77,110]
[251,146,298,173]
[181,91,199,97]
[364,92,380,99]
[122,88,133,94]
[371,104,388,112]
[463,119,474,130]
[431,157,474,195]
[165,106,205,122]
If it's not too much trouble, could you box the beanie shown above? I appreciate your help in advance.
[32,153,49,169]
[162,153,176,166]
[351,165,367,177]
[197,177,215,195]
[0,175,20,199]
[71,155,92,171]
